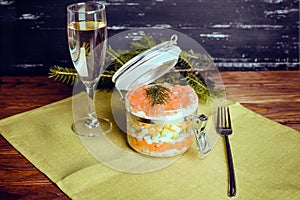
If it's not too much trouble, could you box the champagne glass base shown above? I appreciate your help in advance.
[72,117,112,137]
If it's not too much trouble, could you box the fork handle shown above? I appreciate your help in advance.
[224,135,236,197]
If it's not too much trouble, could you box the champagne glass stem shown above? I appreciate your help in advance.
[85,83,99,128]
[68,1,112,136]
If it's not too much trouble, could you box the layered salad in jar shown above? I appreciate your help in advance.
[125,83,198,157]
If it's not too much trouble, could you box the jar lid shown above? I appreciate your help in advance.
[112,35,182,95]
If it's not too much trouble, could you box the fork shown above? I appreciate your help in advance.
[217,107,236,197]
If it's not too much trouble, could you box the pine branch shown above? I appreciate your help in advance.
[185,73,211,102]
[48,65,77,85]
[129,35,157,49]
[106,46,125,66]
[48,65,114,87]
[49,35,215,102]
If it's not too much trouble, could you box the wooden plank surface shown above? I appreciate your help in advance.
[1,0,299,74]
[221,71,300,130]
[0,71,299,199]
[0,77,72,199]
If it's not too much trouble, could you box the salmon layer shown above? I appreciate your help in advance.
[125,83,199,157]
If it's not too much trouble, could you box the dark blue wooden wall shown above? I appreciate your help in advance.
[0,0,299,75]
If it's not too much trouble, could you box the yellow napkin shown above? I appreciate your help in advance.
[1,91,300,199]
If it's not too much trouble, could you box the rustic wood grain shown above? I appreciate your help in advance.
[0,71,299,199]
[221,71,300,130]
[0,77,72,200]
[1,0,299,73]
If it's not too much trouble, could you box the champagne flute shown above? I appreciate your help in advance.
[67,2,112,136]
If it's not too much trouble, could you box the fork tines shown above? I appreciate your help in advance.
[217,107,232,135]
[217,106,236,197]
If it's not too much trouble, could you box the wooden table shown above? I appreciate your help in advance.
[1,71,299,199]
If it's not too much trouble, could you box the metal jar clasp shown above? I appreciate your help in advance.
[190,114,211,157]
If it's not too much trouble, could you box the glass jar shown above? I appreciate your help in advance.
[125,83,200,157]
[112,35,211,158]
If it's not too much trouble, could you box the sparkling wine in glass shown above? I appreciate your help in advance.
[67,2,112,136]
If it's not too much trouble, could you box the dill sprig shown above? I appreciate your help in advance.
[145,85,171,107]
